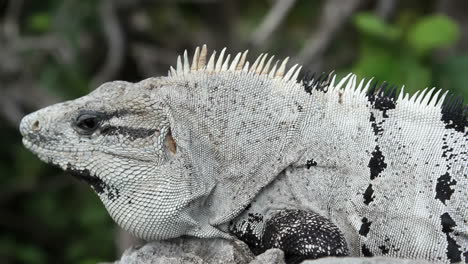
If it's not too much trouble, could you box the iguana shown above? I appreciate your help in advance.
[20,45,467,263]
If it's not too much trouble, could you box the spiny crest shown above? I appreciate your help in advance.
[167,46,466,131]
[168,44,303,83]
[302,72,453,109]
[304,72,467,131]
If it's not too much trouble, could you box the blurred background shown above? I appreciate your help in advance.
[1,0,467,263]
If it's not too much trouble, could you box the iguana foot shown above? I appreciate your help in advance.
[262,209,348,264]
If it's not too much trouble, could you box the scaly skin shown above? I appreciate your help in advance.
[20,46,467,263]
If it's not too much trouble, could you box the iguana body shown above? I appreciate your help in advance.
[20,46,467,263]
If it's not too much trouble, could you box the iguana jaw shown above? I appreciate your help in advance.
[19,78,231,240]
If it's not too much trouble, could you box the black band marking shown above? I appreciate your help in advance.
[435,172,457,205]
[100,126,158,140]
[363,184,375,205]
[358,217,372,237]
[65,163,120,201]
[440,212,462,262]
[441,95,467,133]
[361,244,374,257]
[368,146,387,180]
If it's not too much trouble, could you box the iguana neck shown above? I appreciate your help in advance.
[155,72,310,225]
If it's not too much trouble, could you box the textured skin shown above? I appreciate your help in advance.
[20,46,467,263]
[262,210,348,263]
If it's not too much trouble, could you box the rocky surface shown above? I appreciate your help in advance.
[301,257,433,264]
[111,239,432,264]
[113,238,258,264]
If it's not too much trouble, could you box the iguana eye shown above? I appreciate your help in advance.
[74,113,100,134]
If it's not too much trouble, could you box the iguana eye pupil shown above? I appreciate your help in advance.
[75,114,100,133]
[81,118,96,129]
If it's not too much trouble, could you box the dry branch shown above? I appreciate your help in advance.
[249,0,297,48]
[91,0,125,88]
[296,0,362,72]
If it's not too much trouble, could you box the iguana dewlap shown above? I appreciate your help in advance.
[20,45,467,263]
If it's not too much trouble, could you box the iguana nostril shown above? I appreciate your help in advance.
[31,120,41,131]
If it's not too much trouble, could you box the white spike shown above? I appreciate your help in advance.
[397,85,406,101]
[250,54,263,72]
[256,53,268,74]
[334,73,353,91]
[170,66,176,76]
[261,56,274,75]
[176,56,183,73]
[361,78,374,96]
[344,74,356,93]
[215,48,226,72]
[268,61,279,78]
[198,44,207,70]
[229,52,242,71]
[242,61,250,72]
[415,88,428,105]
[351,75,357,93]
[403,90,410,102]
[435,90,450,108]
[428,89,442,107]
[291,66,302,81]
[237,50,248,71]
[343,74,354,94]
[356,78,365,95]
[191,46,200,71]
[328,74,337,91]
[221,54,231,71]
[421,87,435,106]
[409,90,421,104]
[183,50,190,74]
[284,64,298,81]
[340,74,357,100]
[275,57,289,77]
[206,50,216,72]
[327,70,336,81]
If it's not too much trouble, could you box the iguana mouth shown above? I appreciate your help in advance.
[65,163,106,194]
[22,137,87,155]
[22,138,60,159]
[64,163,121,202]
[22,132,59,145]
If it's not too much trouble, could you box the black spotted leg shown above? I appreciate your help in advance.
[262,210,349,264]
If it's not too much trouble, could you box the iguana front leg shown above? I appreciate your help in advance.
[230,206,348,264]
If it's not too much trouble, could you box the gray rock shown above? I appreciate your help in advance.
[112,239,433,264]
[301,256,433,264]
[114,238,255,264]
[248,249,285,264]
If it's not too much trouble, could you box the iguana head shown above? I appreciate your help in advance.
[20,80,170,171]
[20,76,228,240]
[20,45,309,240]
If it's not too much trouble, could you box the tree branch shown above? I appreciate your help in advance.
[91,0,125,88]
[296,0,362,72]
[375,0,398,21]
[3,0,23,39]
[249,0,297,48]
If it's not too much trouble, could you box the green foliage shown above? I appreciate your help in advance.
[28,13,51,33]
[352,12,466,99]
[1,1,115,264]
[434,54,468,97]
[354,13,401,41]
[408,15,459,56]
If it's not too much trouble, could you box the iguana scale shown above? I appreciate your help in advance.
[20,45,468,263]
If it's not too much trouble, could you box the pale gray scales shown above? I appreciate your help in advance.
[20,45,467,263]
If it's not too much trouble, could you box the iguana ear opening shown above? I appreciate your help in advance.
[165,129,177,154]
